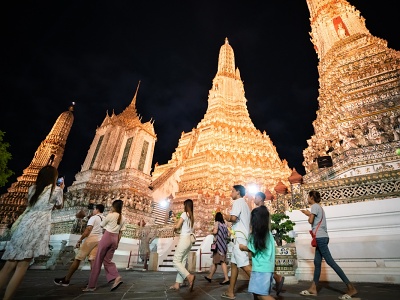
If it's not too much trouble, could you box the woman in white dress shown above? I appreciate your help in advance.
[0,165,63,300]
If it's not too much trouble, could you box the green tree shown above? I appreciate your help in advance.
[0,130,14,188]
[271,213,296,246]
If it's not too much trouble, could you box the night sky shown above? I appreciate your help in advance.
[1,1,398,193]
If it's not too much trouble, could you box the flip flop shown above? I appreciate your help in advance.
[300,290,317,296]
[338,294,353,299]
[110,279,123,291]
[221,292,236,299]
[276,276,285,295]
[169,286,179,291]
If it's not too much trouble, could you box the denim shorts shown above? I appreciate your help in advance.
[248,271,273,296]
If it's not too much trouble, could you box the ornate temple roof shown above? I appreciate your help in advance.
[151,39,292,232]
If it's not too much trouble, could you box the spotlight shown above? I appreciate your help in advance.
[247,184,259,195]
[160,199,169,208]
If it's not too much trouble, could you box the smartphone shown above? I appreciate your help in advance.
[56,176,64,187]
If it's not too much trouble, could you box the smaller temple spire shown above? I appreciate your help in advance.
[131,80,141,108]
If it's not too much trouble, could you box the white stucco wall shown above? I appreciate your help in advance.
[287,198,400,284]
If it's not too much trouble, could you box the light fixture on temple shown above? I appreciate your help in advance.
[247,183,259,195]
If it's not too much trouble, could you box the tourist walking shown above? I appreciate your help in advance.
[239,205,276,300]
[169,199,196,292]
[221,184,251,300]
[0,165,64,300]
[253,192,285,295]
[54,204,105,286]
[83,199,126,292]
[204,212,230,285]
[300,190,358,299]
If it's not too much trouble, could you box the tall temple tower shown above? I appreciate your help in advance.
[66,84,157,226]
[0,103,75,232]
[151,38,291,234]
[303,0,400,181]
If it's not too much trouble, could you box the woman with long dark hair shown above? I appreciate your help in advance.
[83,199,126,292]
[169,199,196,292]
[239,205,275,300]
[0,165,64,300]
[300,190,357,299]
[204,211,230,285]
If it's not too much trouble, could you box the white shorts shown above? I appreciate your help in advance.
[230,237,249,268]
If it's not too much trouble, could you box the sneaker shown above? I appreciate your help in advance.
[54,277,70,287]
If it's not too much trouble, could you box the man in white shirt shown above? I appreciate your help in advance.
[222,185,251,300]
[54,204,105,286]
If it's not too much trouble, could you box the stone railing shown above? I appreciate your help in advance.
[122,224,175,239]
[300,169,400,206]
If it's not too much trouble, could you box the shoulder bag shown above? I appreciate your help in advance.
[309,209,324,247]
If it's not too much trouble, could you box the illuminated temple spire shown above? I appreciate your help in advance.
[302,0,400,180]
[151,38,291,234]
[306,0,370,59]
[0,104,75,230]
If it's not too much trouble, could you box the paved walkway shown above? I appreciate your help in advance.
[2,269,399,299]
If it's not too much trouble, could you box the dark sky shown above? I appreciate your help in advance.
[1,1,398,193]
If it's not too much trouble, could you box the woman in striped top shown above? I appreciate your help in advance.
[204,212,230,285]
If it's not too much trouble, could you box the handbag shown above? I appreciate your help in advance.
[309,209,324,247]
[211,241,217,252]
[190,233,196,245]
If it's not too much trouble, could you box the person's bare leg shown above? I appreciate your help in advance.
[241,264,252,277]
[273,272,281,284]
[221,262,229,282]
[307,281,318,295]
[65,259,81,281]
[206,263,216,280]
[0,261,17,289]
[224,263,238,298]
[3,259,31,300]
[346,283,357,297]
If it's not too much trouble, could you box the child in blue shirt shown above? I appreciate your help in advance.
[239,205,275,300]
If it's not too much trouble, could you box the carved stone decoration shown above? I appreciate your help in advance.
[303,0,400,180]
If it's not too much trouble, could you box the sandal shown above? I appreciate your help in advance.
[169,285,180,291]
[338,294,353,299]
[300,290,317,296]
[221,291,236,299]
[110,277,123,291]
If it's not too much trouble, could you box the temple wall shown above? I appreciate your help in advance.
[287,198,400,284]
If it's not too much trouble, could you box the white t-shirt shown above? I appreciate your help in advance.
[101,212,126,234]
[180,212,193,236]
[230,197,250,241]
[87,213,104,236]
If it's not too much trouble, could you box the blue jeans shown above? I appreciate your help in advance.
[313,237,350,285]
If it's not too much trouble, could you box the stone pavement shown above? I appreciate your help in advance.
[3,268,399,300]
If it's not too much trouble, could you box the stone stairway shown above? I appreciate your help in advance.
[151,202,168,225]
[158,235,206,272]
